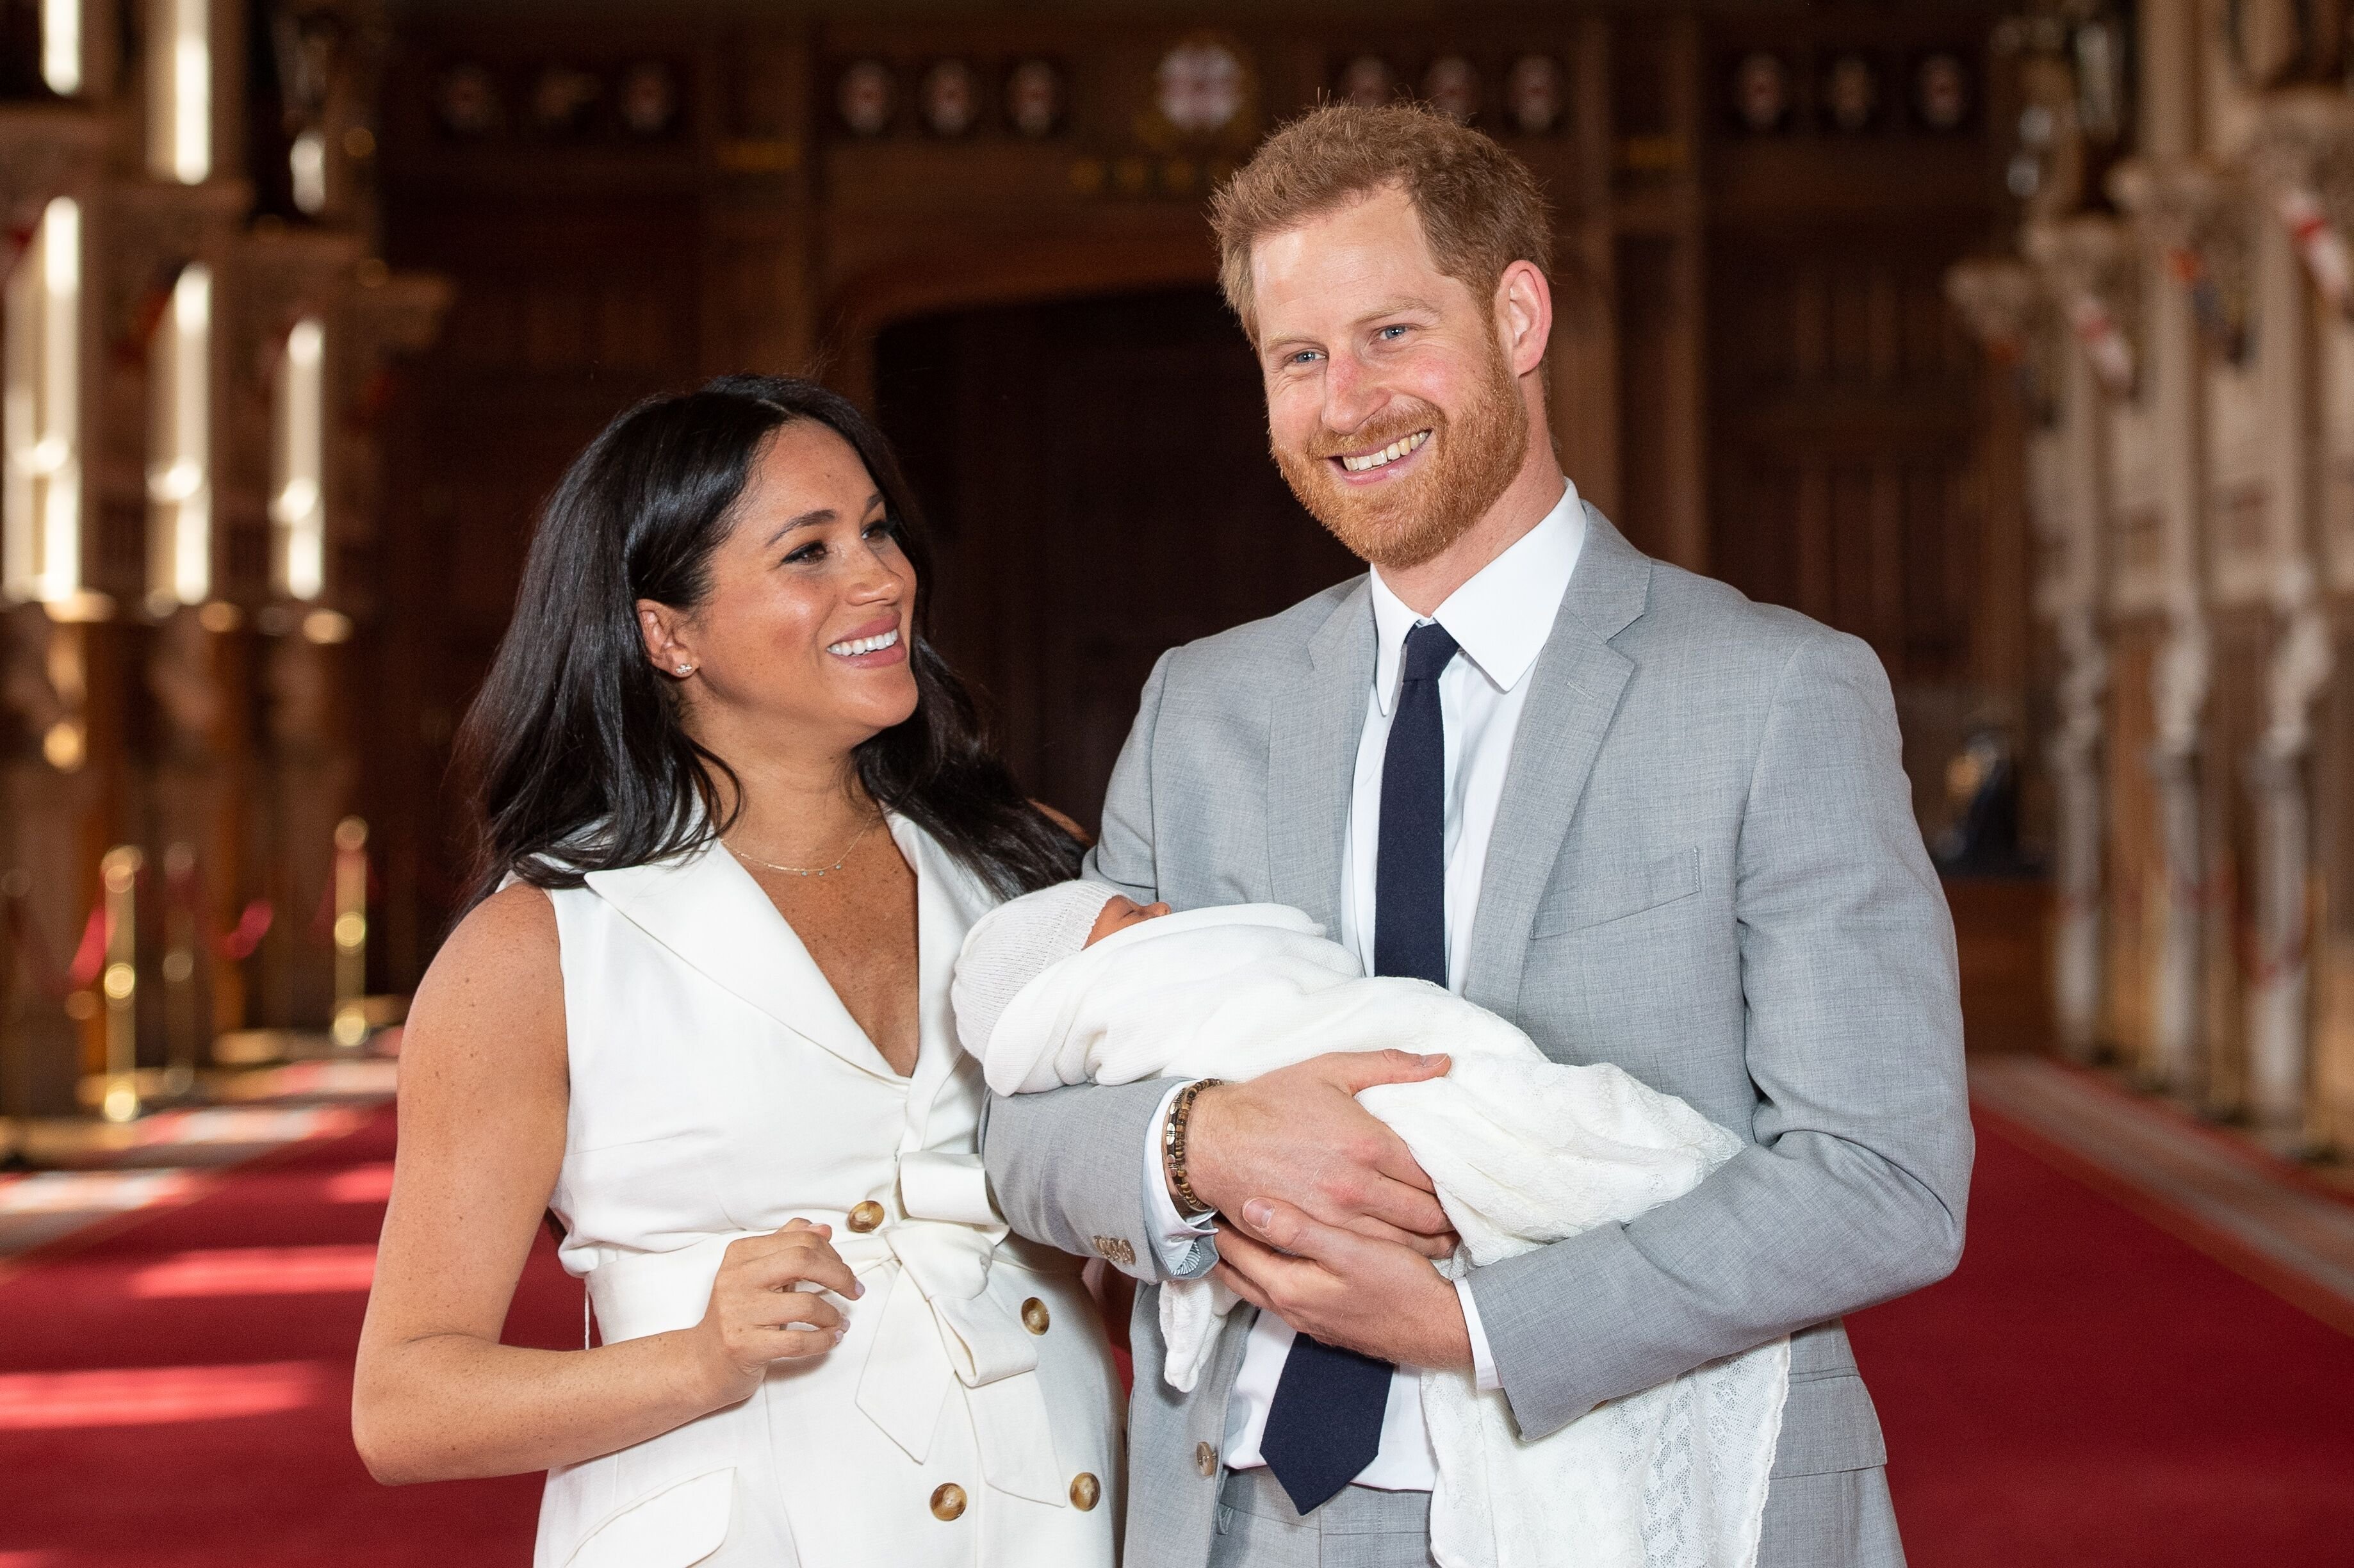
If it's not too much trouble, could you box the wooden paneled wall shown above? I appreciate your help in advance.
[373,0,2010,974]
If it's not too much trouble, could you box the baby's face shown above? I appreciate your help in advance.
[1087,894,1172,947]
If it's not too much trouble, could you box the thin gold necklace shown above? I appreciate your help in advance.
[727,815,879,879]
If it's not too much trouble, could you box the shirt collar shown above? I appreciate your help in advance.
[1369,479,1585,715]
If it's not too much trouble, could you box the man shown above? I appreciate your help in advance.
[983,104,1971,1568]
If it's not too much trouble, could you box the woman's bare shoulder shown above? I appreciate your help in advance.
[405,883,565,1074]
[439,880,560,963]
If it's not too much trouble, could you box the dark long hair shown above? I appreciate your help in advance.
[454,373,1083,907]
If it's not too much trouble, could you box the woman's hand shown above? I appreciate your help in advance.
[690,1220,865,1407]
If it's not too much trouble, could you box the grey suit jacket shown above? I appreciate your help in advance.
[981,507,1972,1568]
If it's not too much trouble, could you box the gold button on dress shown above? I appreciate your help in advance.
[1195,1441,1218,1478]
[847,1200,885,1233]
[929,1483,967,1521]
[1069,1473,1100,1511]
[1021,1297,1051,1334]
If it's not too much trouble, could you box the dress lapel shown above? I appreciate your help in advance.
[898,817,991,1126]
[1266,580,1374,931]
[585,836,901,1082]
[1463,505,1653,1013]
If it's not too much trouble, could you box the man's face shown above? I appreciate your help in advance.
[1250,184,1528,571]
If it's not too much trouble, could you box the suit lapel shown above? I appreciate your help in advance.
[586,837,902,1082]
[1265,580,1374,931]
[1464,506,1653,1012]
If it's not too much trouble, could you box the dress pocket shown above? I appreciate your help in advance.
[566,1466,737,1568]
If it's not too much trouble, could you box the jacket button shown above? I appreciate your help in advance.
[1195,1441,1218,1478]
[1021,1297,1051,1335]
[929,1483,967,1521]
[1070,1472,1101,1510]
[847,1200,885,1233]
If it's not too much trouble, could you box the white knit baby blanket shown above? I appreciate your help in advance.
[966,902,1789,1568]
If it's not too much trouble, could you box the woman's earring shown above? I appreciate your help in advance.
[674,664,693,676]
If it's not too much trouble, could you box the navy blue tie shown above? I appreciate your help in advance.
[1259,618,1458,1515]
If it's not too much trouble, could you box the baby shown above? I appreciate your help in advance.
[954,881,1790,1568]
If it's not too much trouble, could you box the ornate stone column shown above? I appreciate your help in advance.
[2234,89,2354,1141]
[2031,213,2214,1085]
[1950,256,2111,1060]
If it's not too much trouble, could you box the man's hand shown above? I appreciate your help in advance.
[1184,1051,1458,1257]
[1213,1198,1472,1370]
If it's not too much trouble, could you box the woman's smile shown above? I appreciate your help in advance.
[826,614,906,666]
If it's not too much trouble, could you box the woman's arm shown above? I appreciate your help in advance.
[351,884,858,1483]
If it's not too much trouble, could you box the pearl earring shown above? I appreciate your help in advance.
[674,664,693,676]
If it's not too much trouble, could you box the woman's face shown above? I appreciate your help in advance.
[641,421,920,758]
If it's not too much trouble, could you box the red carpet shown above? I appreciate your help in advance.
[1847,1111,2354,1568]
[3,1101,2350,1565]
[0,1106,571,1568]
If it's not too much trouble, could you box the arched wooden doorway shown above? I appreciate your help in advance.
[873,285,1359,828]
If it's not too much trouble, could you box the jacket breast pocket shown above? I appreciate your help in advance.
[1528,847,1704,939]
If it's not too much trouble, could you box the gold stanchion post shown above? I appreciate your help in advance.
[0,869,23,1165]
[331,817,369,1050]
[99,847,142,1123]
[161,842,200,1098]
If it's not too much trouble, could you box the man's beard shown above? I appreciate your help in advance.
[1272,339,1528,571]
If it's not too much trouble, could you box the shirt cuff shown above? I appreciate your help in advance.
[1141,1080,1220,1280]
[1455,1275,1501,1393]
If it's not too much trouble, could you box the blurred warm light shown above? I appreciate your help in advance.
[302,606,352,644]
[196,598,241,632]
[42,0,81,95]
[272,318,326,601]
[4,199,83,605]
[323,1162,395,1204]
[40,719,83,772]
[290,127,327,215]
[0,1170,197,1216]
[0,1361,327,1430]
[147,263,213,611]
[99,1078,138,1123]
[149,0,212,184]
[42,587,113,622]
[131,1244,377,1298]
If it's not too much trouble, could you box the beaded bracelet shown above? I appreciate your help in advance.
[1163,1077,1225,1219]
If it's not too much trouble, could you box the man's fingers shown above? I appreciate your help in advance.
[1321,1049,1451,1095]
[1339,1212,1460,1259]
[1353,1172,1453,1239]
[1368,1137,1441,1196]
[1237,1196,1352,1261]
[1211,1261,1273,1314]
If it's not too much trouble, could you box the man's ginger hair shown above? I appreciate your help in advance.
[1209,102,1554,344]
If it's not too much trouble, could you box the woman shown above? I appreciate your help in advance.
[353,375,1122,1568]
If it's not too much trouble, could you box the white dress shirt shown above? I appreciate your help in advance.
[1140,480,1585,1492]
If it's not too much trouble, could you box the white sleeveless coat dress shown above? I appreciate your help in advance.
[530,817,1121,1568]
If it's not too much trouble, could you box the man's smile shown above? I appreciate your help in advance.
[1330,427,1432,480]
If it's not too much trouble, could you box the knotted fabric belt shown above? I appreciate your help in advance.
[582,1151,1067,1505]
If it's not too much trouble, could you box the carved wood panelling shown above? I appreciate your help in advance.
[1708,233,1982,689]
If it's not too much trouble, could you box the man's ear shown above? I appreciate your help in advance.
[1494,259,1553,380]
[637,599,696,676]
